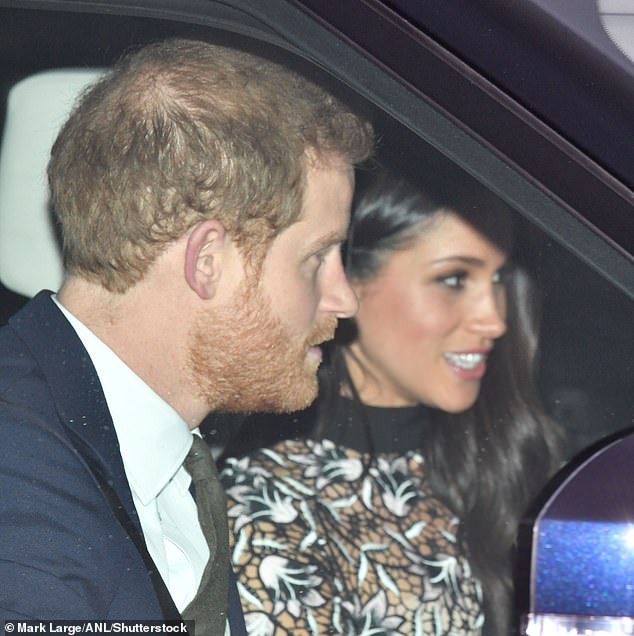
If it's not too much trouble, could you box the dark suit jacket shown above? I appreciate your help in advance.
[0,291,245,633]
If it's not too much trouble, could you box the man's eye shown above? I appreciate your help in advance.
[314,251,327,266]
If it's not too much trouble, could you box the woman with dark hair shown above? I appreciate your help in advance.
[220,170,564,636]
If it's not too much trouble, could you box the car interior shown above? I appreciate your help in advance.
[1,3,631,453]
[0,1,632,627]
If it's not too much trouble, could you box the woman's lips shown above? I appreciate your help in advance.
[443,351,488,380]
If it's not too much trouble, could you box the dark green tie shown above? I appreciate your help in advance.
[182,435,229,636]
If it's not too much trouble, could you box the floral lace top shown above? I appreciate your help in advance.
[221,400,484,635]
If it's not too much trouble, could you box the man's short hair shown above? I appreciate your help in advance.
[48,38,374,292]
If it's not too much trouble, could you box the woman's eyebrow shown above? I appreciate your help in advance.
[429,256,487,266]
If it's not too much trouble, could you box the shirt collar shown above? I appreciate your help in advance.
[53,296,194,505]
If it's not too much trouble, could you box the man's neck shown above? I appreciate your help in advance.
[57,276,206,428]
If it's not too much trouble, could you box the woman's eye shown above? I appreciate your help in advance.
[436,271,467,289]
[493,266,510,285]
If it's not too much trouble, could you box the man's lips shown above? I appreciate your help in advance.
[306,333,335,363]
[308,329,336,350]
[307,345,323,361]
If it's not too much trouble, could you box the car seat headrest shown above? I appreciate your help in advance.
[0,68,104,297]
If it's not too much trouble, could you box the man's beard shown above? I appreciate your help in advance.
[187,282,336,414]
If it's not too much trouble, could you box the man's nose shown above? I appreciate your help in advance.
[320,258,359,319]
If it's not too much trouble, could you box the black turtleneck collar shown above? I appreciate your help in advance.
[313,394,431,455]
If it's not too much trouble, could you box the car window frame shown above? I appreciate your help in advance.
[285,0,634,299]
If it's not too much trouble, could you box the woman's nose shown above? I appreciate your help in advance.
[470,286,507,339]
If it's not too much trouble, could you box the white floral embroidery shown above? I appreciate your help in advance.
[222,439,484,635]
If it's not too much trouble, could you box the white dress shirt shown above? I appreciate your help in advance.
[53,297,209,611]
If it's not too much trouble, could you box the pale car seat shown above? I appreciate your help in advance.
[0,68,104,298]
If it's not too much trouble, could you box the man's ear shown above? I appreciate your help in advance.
[184,219,229,300]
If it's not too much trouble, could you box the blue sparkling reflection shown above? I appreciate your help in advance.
[535,519,634,616]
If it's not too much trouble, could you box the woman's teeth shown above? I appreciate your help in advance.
[444,352,485,369]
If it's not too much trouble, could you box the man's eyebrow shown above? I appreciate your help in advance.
[308,230,348,253]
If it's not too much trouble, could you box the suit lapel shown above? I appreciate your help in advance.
[10,291,185,622]
[10,292,247,629]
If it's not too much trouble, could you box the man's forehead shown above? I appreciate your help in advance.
[270,176,352,254]
[278,211,349,251]
[305,153,354,191]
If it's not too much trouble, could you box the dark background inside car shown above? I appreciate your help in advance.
[0,3,632,462]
